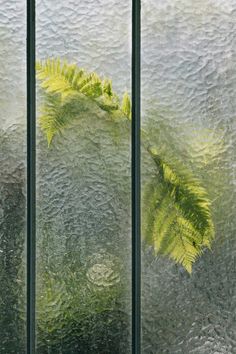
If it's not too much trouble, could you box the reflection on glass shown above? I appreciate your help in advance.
[36,1,132,352]
[141,0,236,353]
[0,0,26,353]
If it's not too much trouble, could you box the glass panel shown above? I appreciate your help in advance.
[141,0,236,353]
[0,0,26,353]
[36,1,131,353]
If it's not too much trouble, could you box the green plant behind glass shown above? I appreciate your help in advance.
[36,224,129,353]
[36,58,215,273]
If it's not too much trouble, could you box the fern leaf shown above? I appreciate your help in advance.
[121,92,131,120]
[36,58,130,144]
[39,92,91,146]
[102,79,113,97]
[142,149,214,273]
[37,58,215,273]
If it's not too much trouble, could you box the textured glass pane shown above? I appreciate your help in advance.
[141,0,236,353]
[0,1,26,353]
[36,1,131,353]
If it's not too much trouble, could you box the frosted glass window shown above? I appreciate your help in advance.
[0,0,26,352]
[2,1,235,353]
[141,1,236,353]
[36,1,132,352]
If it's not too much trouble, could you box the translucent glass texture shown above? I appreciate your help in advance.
[36,1,131,353]
[141,1,236,353]
[0,1,26,353]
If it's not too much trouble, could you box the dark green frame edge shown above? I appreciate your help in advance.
[132,0,141,353]
[27,0,36,352]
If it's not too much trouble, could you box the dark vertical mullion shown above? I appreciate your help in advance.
[132,0,141,353]
[27,0,36,353]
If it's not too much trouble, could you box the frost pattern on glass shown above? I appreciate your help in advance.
[141,0,236,353]
[36,1,131,353]
[0,1,26,353]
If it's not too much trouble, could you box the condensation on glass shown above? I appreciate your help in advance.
[141,0,236,353]
[36,1,132,353]
[0,0,26,353]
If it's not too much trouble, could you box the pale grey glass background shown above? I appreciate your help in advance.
[141,0,236,353]
[0,0,26,353]
[36,1,131,353]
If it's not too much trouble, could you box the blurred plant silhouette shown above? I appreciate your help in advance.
[37,58,215,273]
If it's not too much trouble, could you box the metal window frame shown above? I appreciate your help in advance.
[26,0,141,353]
[27,0,36,353]
[132,0,141,353]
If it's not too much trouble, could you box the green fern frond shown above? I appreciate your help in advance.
[143,149,214,273]
[36,58,130,144]
[121,92,131,120]
[102,79,113,97]
[39,92,92,146]
[37,57,215,273]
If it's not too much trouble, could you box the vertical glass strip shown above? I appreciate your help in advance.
[141,0,236,353]
[27,0,36,352]
[0,0,27,352]
[36,1,132,353]
[132,0,141,353]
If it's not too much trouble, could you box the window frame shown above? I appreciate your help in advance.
[26,0,141,353]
